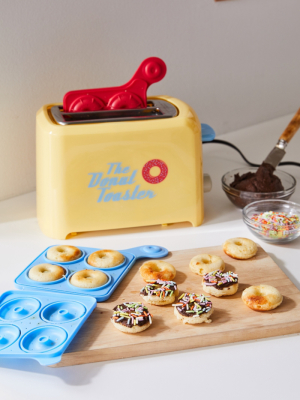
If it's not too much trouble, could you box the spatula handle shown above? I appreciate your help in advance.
[279,107,300,143]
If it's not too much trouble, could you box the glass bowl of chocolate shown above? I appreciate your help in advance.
[222,166,296,209]
[242,199,300,243]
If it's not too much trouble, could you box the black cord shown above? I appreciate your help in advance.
[203,139,300,168]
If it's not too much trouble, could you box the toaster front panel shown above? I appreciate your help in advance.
[36,97,203,239]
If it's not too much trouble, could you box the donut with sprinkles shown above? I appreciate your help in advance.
[173,293,213,324]
[111,302,152,333]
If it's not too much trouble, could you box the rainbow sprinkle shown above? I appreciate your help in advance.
[140,279,177,298]
[203,270,238,289]
[172,293,212,316]
[250,211,299,239]
[111,302,152,328]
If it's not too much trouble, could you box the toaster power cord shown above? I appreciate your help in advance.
[203,139,300,168]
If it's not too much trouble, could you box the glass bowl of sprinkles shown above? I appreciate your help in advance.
[242,199,300,243]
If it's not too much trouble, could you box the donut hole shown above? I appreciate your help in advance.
[150,166,161,177]
[56,247,65,253]
[202,258,211,264]
[234,241,242,246]
[147,262,161,272]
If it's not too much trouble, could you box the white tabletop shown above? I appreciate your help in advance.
[0,113,299,400]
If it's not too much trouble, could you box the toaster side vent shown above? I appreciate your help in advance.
[50,100,177,126]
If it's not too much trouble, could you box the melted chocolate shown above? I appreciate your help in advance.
[230,163,284,193]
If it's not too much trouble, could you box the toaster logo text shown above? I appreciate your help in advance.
[88,162,157,203]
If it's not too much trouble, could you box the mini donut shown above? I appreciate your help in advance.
[242,285,283,311]
[139,260,176,282]
[140,279,179,305]
[70,269,108,288]
[173,293,213,324]
[203,270,238,297]
[111,302,152,333]
[88,250,124,268]
[28,263,65,282]
[223,238,257,260]
[189,254,225,276]
[47,245,81,262]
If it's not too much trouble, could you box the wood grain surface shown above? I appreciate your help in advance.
[52,245,300,367]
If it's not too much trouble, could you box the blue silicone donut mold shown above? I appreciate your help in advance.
[14,245,169,302]
[0,290,96,366]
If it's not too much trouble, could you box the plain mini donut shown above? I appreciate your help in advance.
[139,260,176,282]
[242,285,283,311]
[189,254,225,276]
[29,263,65,282]
[47,245,81,262]
[70,269,108,288]
[223,238,257,260]
[88,250,124,268]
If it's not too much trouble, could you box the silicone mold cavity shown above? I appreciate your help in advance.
[41,301,86,323]
[0,298,41,321]
[20,326,68,353]
[0,325,20,350]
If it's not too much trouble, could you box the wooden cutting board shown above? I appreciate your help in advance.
[53,245,300,367]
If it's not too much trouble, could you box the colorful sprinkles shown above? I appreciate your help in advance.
[203,270,238,289]
[250,211,300,239]
[172,293,212,317]
[140,279,177,298]
[112,302,152,328]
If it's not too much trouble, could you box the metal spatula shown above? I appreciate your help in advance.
[264,107,300,168]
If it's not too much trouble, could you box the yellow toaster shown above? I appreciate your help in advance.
[36,95,215,239]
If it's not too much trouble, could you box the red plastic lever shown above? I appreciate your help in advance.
[63,57,167,112]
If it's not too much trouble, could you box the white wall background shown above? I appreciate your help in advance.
[1,0,300,201]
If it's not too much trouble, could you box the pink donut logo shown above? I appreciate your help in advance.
[142,159,168,184]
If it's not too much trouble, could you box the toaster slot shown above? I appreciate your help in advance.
[50,99,178,126]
